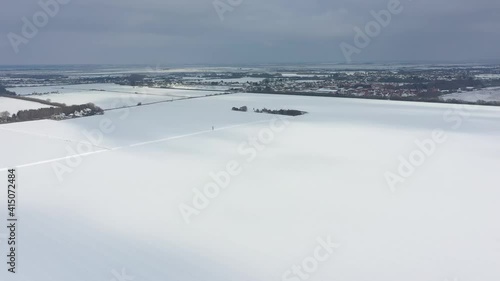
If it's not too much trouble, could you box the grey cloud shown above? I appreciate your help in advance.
[0,0,499,64]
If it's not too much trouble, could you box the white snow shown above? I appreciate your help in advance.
[27,91,177,110]
[203,77,266,83]
[280,73,329,78]
[314,88,338,93]
[295,79,325,83]
[6,84,223,110]
[0,94,500,281]
[7,85,79,96]
[442,87,500,102]
[0,97,51,113]
[170,84,232,91]
[475,74,500,80]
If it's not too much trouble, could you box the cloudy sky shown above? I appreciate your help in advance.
[0,0,499,65]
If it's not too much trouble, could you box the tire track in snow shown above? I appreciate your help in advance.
[0,117,293,172]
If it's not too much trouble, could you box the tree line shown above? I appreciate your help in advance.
[232,105,307,116]
[0,84,16,96]
[0,102,103,123]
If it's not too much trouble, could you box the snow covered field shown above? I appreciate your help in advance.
[24,92,177,110]
[203,77,266,83]
[1,94,500,281]
[6,84,222,109]
[476,74,500,80]
[281,73,329,78]
[171,84,232,91]
[442,87,500,102]
[0,97,51,113]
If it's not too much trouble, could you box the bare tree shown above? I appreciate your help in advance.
[0,111,10,118]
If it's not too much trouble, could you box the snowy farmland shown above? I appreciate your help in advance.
[476,74,500,80]
[0,97,51,113]
[6,83,222,109]
[171,84,232,91]
[203,77,266,83]
[1,94,500,281]
[442,87,500,103]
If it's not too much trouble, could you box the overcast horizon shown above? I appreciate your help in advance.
[1,0,500,65]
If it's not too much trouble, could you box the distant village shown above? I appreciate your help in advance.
[2,65,500,107]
